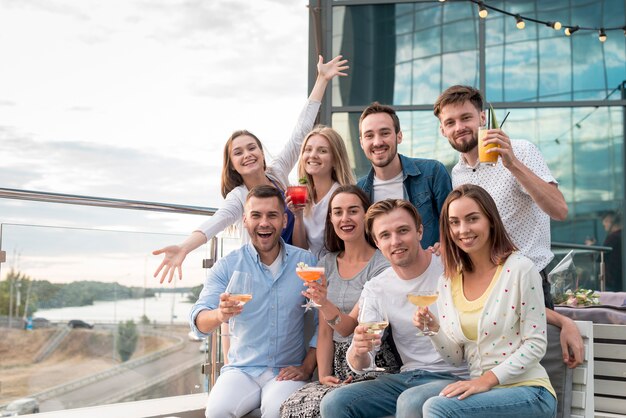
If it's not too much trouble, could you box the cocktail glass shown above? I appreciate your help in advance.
[296,265,324,310]
[358,296,388,372]
[286,185,308,208]
[225,271,253,339]
[407,290,438,336]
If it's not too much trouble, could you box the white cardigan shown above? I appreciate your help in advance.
[196,99,321,245]
[431,253,549,385]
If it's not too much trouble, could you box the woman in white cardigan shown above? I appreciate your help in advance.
[414,184,556,417]
[152,55,348,283]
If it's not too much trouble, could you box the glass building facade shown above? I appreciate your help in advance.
[310,0,626,289]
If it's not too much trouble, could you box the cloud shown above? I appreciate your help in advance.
[0,127,218,206]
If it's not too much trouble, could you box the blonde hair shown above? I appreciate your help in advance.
[297,125,355,212]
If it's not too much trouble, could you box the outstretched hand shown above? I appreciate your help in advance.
[317,55,349,81]
[152,245,187,283]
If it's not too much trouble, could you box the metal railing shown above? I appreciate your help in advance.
[0,187,218,216]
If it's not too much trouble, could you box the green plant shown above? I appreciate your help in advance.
[117,320,139,362]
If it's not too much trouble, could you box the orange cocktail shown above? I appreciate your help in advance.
[296,266,324,309]
[296,267,324,282]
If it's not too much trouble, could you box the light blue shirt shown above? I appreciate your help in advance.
[190,240,318,377]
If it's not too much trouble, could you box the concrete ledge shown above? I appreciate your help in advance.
[28,393,207,418]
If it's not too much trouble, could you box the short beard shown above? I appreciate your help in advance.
[447,132,478,154]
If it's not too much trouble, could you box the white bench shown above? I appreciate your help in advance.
[571,320,594,418]
[593,323,626,418]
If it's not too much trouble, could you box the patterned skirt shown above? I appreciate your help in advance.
[279,338,401,418]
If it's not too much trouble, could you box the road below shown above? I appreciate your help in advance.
[39,331,208,412]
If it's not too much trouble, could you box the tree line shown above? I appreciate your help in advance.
[0,268,156,317]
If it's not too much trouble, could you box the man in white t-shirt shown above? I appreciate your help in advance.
[356,102,452,249]
[433,85,583,368]
[320,199,467,418]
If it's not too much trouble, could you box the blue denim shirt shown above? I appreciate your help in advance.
[357,154,452,248]
[190,240,317,377]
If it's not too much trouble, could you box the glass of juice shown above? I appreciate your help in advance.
[407,290,438,336]
[296,264,324,310]
[286,185,308,208]
[478,126,498,166]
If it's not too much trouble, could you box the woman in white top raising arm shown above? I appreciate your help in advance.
[153,55,348,283]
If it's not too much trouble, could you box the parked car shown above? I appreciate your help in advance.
[67,319,93,329]
[1,397,39,416]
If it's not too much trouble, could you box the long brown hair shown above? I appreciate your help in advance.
[439,184,517,278]
[298,125,356,212]
[324,185,375,253]
[221,130,267,198]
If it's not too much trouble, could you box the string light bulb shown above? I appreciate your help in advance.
[564,26,579,36]
[547,21,562,31]
[478,1,488,18]
[515,15,525,30]
[599,28,607,42]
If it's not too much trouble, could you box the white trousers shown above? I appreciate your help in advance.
[205,368,307,418]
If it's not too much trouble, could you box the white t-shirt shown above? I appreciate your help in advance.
[352,255,467,376]
[452,139,556,271]
[372,172,404,202]
[303,182,340,259]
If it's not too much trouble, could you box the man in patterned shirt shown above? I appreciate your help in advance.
[434,85,583,369]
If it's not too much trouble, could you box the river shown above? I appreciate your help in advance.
[35,293,194,324]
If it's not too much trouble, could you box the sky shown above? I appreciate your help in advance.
[0,0,312,287]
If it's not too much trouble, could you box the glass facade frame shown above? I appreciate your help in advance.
[309,0,626,290]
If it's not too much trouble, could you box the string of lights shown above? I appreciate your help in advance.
[438,0,625,42]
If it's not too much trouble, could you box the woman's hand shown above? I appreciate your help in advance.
[412,307,440,333]
[317,55,349,81]
[285,195,305,218]
[302,274,329,307]
[319,375,353,387]
[152,245,187,283]
[440,372,498,400]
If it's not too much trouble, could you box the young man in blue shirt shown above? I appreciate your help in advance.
[190,185,317,418]
[356,102,452,249]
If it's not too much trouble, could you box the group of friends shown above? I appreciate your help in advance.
[152,56,584,418]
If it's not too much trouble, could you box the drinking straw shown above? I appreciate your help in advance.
[499,111,511,129]
[487,107,491,129]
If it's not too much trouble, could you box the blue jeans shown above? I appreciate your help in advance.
[423,386,556,417]
[319,369,459,418]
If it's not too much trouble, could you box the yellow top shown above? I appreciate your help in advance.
[451,265,502,341]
